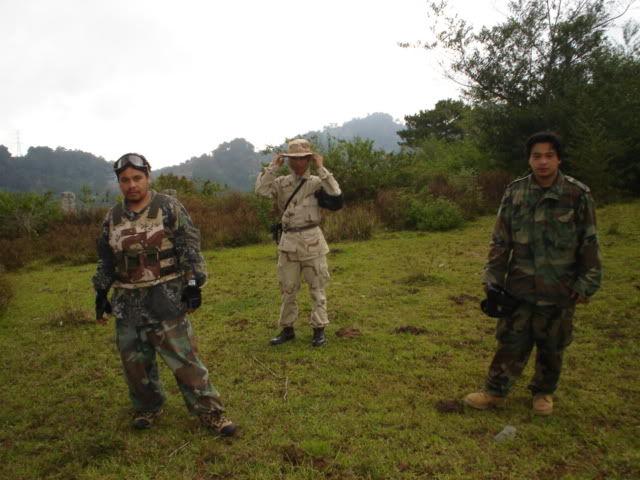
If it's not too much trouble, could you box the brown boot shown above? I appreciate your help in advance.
[133,408,163,430]
[199,411,237,436]
[532,394,553,416]
[464,391,506,409]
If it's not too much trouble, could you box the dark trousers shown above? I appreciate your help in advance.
[484,302,575,396]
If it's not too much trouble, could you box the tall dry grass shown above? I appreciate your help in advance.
[322,203,376,242]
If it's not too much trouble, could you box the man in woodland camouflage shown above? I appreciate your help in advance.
[93,153,236,435]
[255,138,343,347]
[465,132,602,415]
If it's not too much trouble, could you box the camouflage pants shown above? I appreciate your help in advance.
[484,302,575,397]
[115,315,225,414]
[277,252,330,328]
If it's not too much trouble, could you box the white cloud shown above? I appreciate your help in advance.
[1,0,637,167]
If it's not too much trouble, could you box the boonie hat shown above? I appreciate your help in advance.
[285,139,314,158]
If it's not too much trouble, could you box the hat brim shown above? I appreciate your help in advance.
[285,152,314,158]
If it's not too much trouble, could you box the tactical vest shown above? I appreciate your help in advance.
[109,193,182,289]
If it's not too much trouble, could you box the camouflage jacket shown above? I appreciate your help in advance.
[255,164,341,260]
[92,190,207,292]
[483,171,602,308]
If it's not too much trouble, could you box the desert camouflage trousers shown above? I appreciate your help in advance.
[277,251,330,328]
[484,302,575,397]
[115,314,225,414]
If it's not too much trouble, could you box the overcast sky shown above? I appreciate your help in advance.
[1,0,638,169]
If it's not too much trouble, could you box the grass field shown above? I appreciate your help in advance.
[0,202,638,480]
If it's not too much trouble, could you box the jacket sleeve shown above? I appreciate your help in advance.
[92,213,116,291]
[255,164,279,199]
[572,192,602,297]
[316,167,342,196]
[168,198,208,287]
[482,188,513,287]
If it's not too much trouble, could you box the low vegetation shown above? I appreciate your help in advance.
[0,201,638,479]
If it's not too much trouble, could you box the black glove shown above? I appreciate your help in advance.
[181,284,202,311]
[95,289,112,320]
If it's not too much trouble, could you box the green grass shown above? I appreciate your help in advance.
[1,202,639,479]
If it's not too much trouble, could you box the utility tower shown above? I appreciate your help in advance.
[16,130,23,157]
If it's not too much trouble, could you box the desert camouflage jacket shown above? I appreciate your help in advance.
[483,171,602,307]
[92,190,207,292]
[255,164,341,260]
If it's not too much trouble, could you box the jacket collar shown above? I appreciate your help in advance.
[528,171,565,200]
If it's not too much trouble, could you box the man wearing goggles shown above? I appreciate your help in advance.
[92,153,236,436]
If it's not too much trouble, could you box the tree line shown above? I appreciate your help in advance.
[0,0,638,272]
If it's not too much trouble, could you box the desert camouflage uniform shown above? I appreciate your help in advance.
[482,171,602,396]
[255,164,341,328]
[93,190,225,414]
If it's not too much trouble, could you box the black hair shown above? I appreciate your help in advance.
[525,131,564,160]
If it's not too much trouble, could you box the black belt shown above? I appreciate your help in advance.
[283,224,319,233]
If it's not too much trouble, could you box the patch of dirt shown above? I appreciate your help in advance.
[405,287,420,295]
[45,307,93,328]
[436,399,464,413]
[608,329,625,339]
[392,326,427,335]
[335,327,362,338]
[331,266,343,273]
[449,293,480,305]
[311,456,332,470]
[281,444,305,465]
[225,318,249,330]
[329,249,344,255]
[397,273,442,287]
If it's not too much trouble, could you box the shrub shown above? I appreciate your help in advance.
[183,193,269,248]
[45,222,102,265]
[427,168,486,219]
[0,191,62,239]
[406,197,466,231]
[476,170,515,211]
[322,203,376,242]
[0,238,33,271]
[0,268,13,316]
[375,189,411,230]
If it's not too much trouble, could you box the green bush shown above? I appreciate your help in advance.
[406,197,466,231]
[0,191,62,239]
[427,168,487,219]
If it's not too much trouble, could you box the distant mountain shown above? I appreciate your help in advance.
[0,145,114,196]
[0,113,406,194]
[153,138,269,192]
[301,112,404,152]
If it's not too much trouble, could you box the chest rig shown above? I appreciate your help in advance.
[109,193,181,289]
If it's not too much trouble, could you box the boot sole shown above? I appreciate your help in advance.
[532,409,553,416]
[270,337,295,345]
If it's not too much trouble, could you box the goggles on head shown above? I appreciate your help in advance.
[114,153,150,173]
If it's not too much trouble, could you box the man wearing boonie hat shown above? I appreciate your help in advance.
[255,139,343,347]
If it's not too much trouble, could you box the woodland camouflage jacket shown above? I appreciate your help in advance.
[483,171,602,308]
